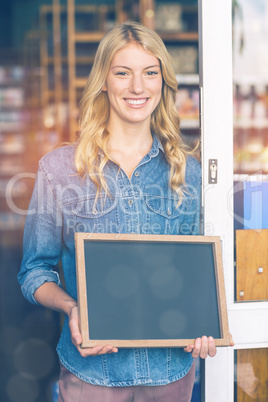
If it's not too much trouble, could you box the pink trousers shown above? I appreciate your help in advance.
[58,361,195,402]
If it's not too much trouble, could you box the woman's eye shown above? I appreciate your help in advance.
[115,71,128,76]
[146,71,158,76]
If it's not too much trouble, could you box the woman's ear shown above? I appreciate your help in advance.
[102,83,107,91]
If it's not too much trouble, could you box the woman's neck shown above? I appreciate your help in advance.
[107,120,153,156]
[106,121,153,178]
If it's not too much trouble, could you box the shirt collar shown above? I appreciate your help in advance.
[149,133,164,157]
[98,132,164,158]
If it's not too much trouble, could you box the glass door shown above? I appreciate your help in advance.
[233,1,268,401]
[199,0,268,400]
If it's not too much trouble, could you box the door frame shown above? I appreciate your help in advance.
[198,0,268,400]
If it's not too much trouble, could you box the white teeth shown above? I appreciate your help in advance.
[125,98,147,105]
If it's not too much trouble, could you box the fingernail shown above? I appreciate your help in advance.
[209,337,213,342]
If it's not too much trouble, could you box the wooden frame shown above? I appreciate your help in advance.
[75,233,230,348]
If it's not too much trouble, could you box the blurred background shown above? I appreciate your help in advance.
[1,0,268,401]
[0,1,200,401]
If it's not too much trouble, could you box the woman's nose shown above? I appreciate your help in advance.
[129,75,144,94]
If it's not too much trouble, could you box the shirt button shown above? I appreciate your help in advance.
[131,231,135,234]
[134,171,140,177]
[167,209,172,216]
[128,199,133,206]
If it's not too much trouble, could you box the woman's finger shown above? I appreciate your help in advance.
[77,344,118,358]
[78,345,103,357]
[184,344,194,353]
[108,347,119,354]
[69,307,82,346]
[229,333,235,347]
[199,336,209,359]
[191,337,202,358]
[208,337,217,357]
[185,336,217,359]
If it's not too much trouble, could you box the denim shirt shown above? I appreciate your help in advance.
[18,134,201,387]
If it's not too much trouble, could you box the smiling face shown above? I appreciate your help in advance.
[103,42,163,129]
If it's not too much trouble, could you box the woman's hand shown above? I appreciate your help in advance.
[184,334,235,359]
[68,305,118,357]
[184,336,217,359]
[33,283,118,356]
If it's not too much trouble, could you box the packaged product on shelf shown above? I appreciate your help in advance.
[155,4,183,32]
[166,46,198,74]
[0,88,24,108]
[176,88,199,124]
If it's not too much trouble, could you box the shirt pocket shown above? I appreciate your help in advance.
[67,195,119,234]
[144,194,196,235]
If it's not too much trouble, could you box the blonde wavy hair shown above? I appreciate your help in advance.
[76,21,188,201]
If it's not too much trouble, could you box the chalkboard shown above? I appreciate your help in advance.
[75,233,230,348]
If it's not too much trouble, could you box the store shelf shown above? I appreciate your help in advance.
[0,122,24,131]
[0,65,29,236]
[0,212,26,231]
[233,174,268,182]
[0,148,25,155]
[74,32,105,42]
[41,4,115,14]
[176,74,199,85]
[180,119,199,129]
[45,56,95,64]
[158,32,198,42]
[43,89,69,101]
[234,118,268,129]
[39,0,199,141]
[74,77,87,88]
[0,166,24,176]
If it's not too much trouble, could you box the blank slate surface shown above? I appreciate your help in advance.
[75,234,230,348]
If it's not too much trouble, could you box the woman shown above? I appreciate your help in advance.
[18,22,218,401]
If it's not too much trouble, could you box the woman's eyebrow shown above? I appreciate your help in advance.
[111,64,160,70]
[111,65,131,70]
[144,65,161,69]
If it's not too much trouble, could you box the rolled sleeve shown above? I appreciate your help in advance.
[18,164,63,304]
[21,268,61,305]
